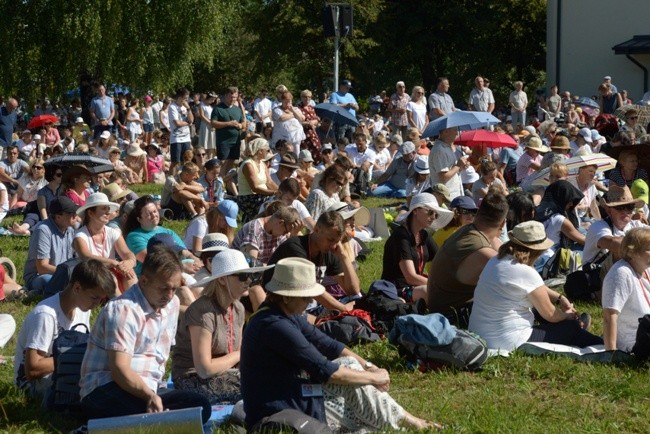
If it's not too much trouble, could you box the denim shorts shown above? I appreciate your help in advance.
[170,141,191,163]
[143,123,154,133]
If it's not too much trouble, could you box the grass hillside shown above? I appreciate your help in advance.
[0,186,649,433]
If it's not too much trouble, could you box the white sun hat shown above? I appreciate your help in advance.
[265,257,326,297]
[193,248,272,288]
[326,201,370,226]
[396,192,454,230]
[198,233,230,253]
[413,155,430,174]
[76,192,119,219]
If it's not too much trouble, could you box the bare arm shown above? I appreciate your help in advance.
[603,308,619,350]
[241,162,275,195]
[596,235,623,261]
[527,286,576,323]
[24,348,54,380]
[560,218,586,245]
[189,325,240,379]
[333,242,360,295]
[36,258,57,275]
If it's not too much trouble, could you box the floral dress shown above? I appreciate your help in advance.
[298,103,322,163]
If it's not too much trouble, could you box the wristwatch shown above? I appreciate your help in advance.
[364,361,375,370]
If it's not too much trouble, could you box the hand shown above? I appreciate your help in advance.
[343,301,355,311]
[146,394,163,413]
[332,241,346,257]
[371,368,390,392]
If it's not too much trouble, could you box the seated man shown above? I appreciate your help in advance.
[232,204,300,264]
[80,245,211,423]
[23,197,79,293]
[583,185,647,264]
[14,260,115,399]
[161,162,208,219]
[263,211,360,312]
[427,192,508,326]
[344,132,376,195]
[0,145,29,208]
[371,141,417,198]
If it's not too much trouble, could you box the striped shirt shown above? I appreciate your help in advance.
[79,284,179,398]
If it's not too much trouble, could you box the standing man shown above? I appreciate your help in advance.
[428,77,456,121]
[329,80,358,142]
[0,97,18,158]
[546,84,562,120]
[212,86,245,178]
[509,81,528,128]
[23,197,79,293]
[389,81,410,137]
[89,84,115,140]
[428,127,469,200]
[151,92,165,130]
[168,87,194,174]
[253,89,272,133]
[79,245,211,423]
[468,76,495,113]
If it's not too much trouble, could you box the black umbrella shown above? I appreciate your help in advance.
[44,153,115,174]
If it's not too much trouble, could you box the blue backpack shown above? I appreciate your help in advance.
[46,323,89,412]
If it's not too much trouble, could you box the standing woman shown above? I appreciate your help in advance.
[271,90,306,152]
[602,228,650,352]
[61,165,92,206]
[172,249,271,404]
[126,98,143,142]
[198,93,217,159]
[406,86,429,136]
[236,138,277,223]
[509,81,528,128]
[241,257,436,431]
[297,89,322,163]
[140,96,155,145]
[73,192,137,294]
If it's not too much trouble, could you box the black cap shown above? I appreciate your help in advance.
[340,80,352,88]
[147,233,184,253]
[49,197,79,215]
[204,158,220,170]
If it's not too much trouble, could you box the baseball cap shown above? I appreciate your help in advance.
[578,127,593,143]
[400,141,416,155]
[298,150,314,162]
[75,117,84,124]
[631,179,649,204]
[340,80,352,88]
[49,197,79,215]
[450,195,478,210]
[430,183,451,203]
[147,233,185,253]
[100,130,111,139]
[218,199,239,228]
[390,134,403,146]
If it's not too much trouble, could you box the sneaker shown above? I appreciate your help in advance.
[579,312,591,331]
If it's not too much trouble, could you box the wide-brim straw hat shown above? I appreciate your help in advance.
[102,182,133,202]
[550,135,571,150]
[326,201,370,226]
[396,192,454,230]
[265,257,325,297]
[507,221,555,251]
[76,192,119,218]
[192,248,272,288]
[602,185,644,208]
[127,143,146,157]
[524,136,549,153]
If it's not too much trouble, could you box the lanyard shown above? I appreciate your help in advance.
[637,271,650,309]
[224,305,234,353]
[417,243,425,275]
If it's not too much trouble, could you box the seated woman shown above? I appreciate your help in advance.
[469,221,603,351]
[13,159,47,210]
[305,164,348,221]
[241,257,437,432]
[62,165,92,206]
[472,159,508,206]
[183,200,238,254]
[73,192,137,295]
[569,160,602,228]
[534,180,586,272]
[124,142,148,184]
[188,232,232,291]
[9,164,62,235]
[237,138,278,223]
[433,196,479,248]
[383,193,453,303]
[602,228,650,352]
[609,150,647,188]
[172,249,271,404]
[404,155,431,207]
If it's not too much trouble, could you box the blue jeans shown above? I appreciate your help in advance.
[170,141,191,164]
[81,381,211,424]
[26,274,52,294]
[371,181,406,198]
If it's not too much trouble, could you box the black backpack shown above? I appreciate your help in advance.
[316,314,380,346]
[354,292,419,335]
[44,258,82,297]
[251,409,332,433]
[633,315,650,362]
[46,323,89,412]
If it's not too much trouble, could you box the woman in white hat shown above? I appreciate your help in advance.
[189,232,231,289]
[73,192,137,294]
[404,155,431,206]
[124,141,148,184]
[172,249,272,404]
[383,193,453,303]
[569,159,602,226]
[469,221,602,351]
[241,257,437,431]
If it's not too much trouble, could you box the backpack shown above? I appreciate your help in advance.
[564,250,609,302]
[251,409,332,433]
[44,258,82,297]
[354,292,419,335]
[633,315,650,362]
[389,314,488,371]
[316,310,380,346]
[46,323,89,412]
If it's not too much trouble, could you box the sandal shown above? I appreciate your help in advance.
[579,312,592,331]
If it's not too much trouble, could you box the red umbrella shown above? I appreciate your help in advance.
[455,129,518,148]
[27,114,59,129]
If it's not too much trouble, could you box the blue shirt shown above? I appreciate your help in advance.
[329,91,357,118]
[499,146,523,172]
[240,302,344,427]
[197,174,224,203]
[0,106,17,147]
[89,96,114,125]
[23,219,76,286]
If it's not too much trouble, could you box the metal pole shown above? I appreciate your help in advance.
[333,5,340,91]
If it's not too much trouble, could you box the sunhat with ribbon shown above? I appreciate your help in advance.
[198,233,230,253]
[413,155,430,174]
[396,192,454,230]
[507,220,555,251]
[102,182,133,202]
[524,136,549,153]
[193,248,272,288]
[76,192,119,219]
[265,257,325,298]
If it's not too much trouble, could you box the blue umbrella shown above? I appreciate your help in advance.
[314,103,358,127]
[422,111,500,138]
[575,96,599,109]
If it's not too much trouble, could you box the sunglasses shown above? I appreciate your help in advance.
[198,153,206,156]
[457,208,478,216]
[235,272,262,284]
[612,203,635,212]
[628,116,638,120]
[421,209,438,219]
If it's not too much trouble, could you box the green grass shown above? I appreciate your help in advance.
[1,188,650,432]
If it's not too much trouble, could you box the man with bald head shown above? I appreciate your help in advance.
[0,98,18,158]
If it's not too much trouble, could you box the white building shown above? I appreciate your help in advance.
[547,0,650,101]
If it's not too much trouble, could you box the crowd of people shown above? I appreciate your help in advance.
[1,74,650,430]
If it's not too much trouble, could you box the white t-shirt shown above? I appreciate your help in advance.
[74,226,122,259]
[168,102,191,144]
[344,144,376,178]
[569,177,597,221]
[542,214,565,254]
[406,101,428,131]
[259,198,310,221]
[253,97,272,123]
[14,293,91,382]
[602,260,650,352]
[183,215,208,251]
[371,146,391,172]
[583,219,646,263]
[469,256,544,351]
